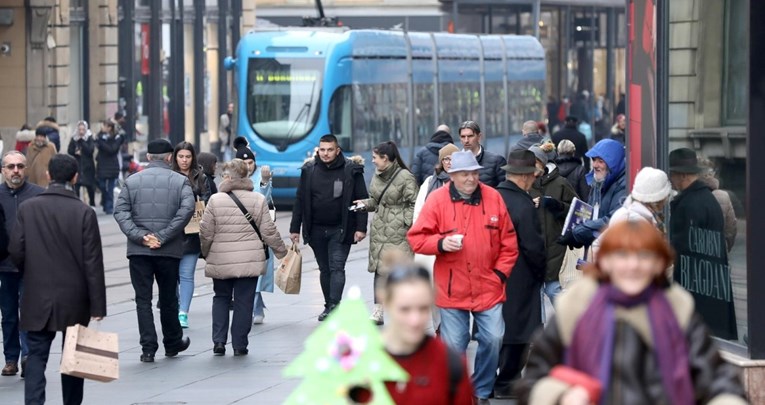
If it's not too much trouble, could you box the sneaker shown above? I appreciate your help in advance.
[1,362,18,376]
[369,304,384,326]
[179,312,189,329]
[252,314,265,325]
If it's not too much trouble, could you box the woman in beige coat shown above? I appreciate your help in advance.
[200,159,287,356]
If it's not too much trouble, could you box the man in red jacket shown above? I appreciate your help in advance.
[407,151,519,404]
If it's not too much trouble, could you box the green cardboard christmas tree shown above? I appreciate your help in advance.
[283,286,409,405]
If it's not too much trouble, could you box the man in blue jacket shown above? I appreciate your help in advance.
[559,139,627,248]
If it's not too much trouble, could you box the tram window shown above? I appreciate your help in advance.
[352,82,409,151]
[329,86,353,151]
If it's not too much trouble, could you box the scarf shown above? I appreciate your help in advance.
[566,284,694,405]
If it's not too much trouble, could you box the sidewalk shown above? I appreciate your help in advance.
[0,212,517,404]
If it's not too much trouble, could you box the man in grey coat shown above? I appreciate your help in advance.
[114,139,195,362]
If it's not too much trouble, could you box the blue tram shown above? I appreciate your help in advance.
[224,29,545,202]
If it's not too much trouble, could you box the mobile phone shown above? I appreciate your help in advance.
[348,203,365,212]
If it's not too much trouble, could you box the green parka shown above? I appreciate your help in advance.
[361,162,419,273]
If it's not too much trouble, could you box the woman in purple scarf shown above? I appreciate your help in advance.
[517,221,747,405]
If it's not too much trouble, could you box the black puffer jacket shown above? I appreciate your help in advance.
[552,127,590,172]
[517,278,747,405]
[556,155,589,200]
[96,132,124,179]
[411,130,453,185]
[476,146,507,188]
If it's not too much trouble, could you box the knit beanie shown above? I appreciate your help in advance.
[558,139,576,156]
[233,136,255,160]
[528,145,548,165]
[631,167,672,203]
[438,144,459,162]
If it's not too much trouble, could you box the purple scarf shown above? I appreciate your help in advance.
[566,284,695,405]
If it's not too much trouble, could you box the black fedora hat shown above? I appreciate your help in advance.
[501,150,537,174]
[669,148,702,174]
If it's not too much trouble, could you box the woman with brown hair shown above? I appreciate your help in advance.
[517,220,746,405]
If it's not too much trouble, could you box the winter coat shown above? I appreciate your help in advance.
[114,160,196,259]
[15,129,35,154]
[590,197,663,260]
[200,178,287,280]
[96,132,124,179]
[361,162,418,274]
[181,167,211,255]
[552,127,590,171]
[413,171,450,224]
[496,180,546,343]
[0,182,44,272]
[528,166,577,281]
[67,129,97,186]
[556,155,589,200]
[700,176,737,251]
[411,130,453,185]
[290,153,369,245]
[571,140,627,246]
[35,119,60,153]
[516,278,747,405]
[408,183,519,312]
[510,133,548,153]
[25,141,57,187]
[10,184,106,332]
[610,124,626,144]
[670,180,737,340]
[475,146,507,188]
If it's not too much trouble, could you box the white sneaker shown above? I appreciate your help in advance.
[369,304,384,325]
[253,314,265,325]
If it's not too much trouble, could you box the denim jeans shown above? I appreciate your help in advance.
[308,226,352,307]
[253,293,265,318]
[439,303,504,399]
[0,272,28,363]
[178,253,199,313]
[541,281,562,323]
[98,177,117,214]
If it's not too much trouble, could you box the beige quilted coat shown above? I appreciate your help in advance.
[200,178,287,279]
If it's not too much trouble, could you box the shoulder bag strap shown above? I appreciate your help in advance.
[376,168,402,205]
[227,191,270,260]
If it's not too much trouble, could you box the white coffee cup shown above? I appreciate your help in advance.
[452,234,464,248]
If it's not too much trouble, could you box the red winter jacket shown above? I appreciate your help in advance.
[407,183,518,312]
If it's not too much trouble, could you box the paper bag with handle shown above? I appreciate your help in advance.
[60,324,119,382]
[276,244,302,294]
[184,197,206,234]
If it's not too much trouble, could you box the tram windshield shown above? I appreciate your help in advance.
[246,57,323,147]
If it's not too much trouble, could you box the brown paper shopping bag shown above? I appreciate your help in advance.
[275,244,302,294]
[60,324,119,382]
[184,198,206,234]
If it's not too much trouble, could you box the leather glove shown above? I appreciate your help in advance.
[541,196,564,214]
[557,231,585,250]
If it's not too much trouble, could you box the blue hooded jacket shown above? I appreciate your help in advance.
[573,139,627,245]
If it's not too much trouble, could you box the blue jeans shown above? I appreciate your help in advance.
[439,303,504,399]
[98,177,117,214]
[178,253,199,313]
[541,281,562,323]
[0,272,28,363]
[253,293,265,318]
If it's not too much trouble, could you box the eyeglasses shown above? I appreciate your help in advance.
[3,164,25,170]
[441,157,452,163]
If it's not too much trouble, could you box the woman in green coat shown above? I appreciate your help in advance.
[355,141,419,325]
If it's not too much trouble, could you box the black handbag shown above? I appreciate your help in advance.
[226,192,270,260]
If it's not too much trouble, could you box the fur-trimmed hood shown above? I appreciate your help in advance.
[303,153,365,166]
[16,129,35,142]
[35,119,60,132]
[218,177,254,193]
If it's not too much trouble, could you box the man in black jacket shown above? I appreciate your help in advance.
[494,150,547,399]
[0,151,42,378]
[551,116,590,172]
[411,125,453,185]
[669,148,737,340]
[9,155,106,405]
[290,134,369,321]
[458,121,506,187]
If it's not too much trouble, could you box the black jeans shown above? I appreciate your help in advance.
[0,271,25,362]
[129,255,184,354]
[212,277,258,350]
[74,184,96,207]
[494,343,531,394]
[25,330,84,405]
[308,226,351,308]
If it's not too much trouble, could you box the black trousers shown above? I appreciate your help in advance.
[129,255,184,354]
[494,343,531,393]
[74,184,96,207]
[308,226,351,307]
[212,277,258,350]
[25,331,84,405]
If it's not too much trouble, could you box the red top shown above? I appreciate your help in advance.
[385,337,474,405]
[407,183,518,311]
